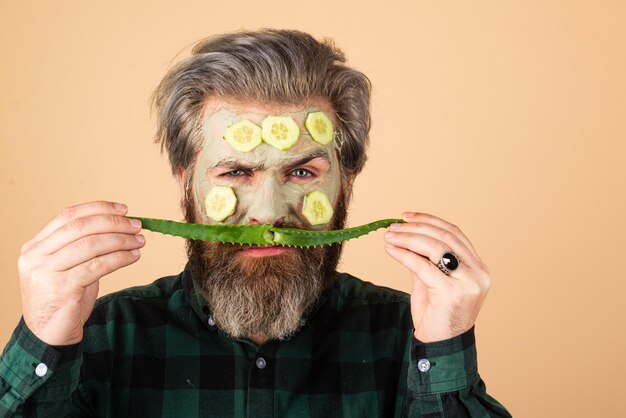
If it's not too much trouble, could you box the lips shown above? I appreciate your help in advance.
[239,245,291,257]
[239,244,284,250]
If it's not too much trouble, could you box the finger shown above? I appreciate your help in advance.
[68,249,142,288]
[384,243,450,289]
[388,222,477,268]
[30,214,142,256]
[49,233,146,272]
[23,201,128,253]
[400,212,482,262]
[384,230,473,274]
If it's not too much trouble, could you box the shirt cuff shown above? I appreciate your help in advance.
[408,326,478,394]
[0,317,82,401]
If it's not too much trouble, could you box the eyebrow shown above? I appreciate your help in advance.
[210,159,265,171]
[210,150,330,171]
[283,150,330,170]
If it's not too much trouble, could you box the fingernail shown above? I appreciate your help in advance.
[115,203,128,212]
[129,219,142,229]
[389,223,401,230]
[385,232,395,239]
[131,249,141,256]
[135,234,145,243]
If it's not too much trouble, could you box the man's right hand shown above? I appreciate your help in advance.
[17,201,145,346]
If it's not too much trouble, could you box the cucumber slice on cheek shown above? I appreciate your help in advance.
[205,186,237,222]
[302,190,334,226]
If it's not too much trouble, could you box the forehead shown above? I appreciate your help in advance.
[198,99,339,166]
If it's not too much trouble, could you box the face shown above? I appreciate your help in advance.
[191,99,341,225]
[182,98,349,341]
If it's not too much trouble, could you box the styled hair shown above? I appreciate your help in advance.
[151,29,372,181]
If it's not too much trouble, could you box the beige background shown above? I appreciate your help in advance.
[1,1,625,416]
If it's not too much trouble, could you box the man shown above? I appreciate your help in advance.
[0,30,510,417]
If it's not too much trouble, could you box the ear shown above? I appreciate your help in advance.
[176,167,186,201]
[346,175,355,190]
[343,174,356,204]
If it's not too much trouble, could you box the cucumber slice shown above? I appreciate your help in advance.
[223,120,262,152]
[304,111,334,145]
[302,190,334,226]
[261,116,300,150]
[204,186,237,222]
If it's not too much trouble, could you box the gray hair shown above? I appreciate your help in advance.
[151,29,372,181]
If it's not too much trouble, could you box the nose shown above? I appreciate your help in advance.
[245,177,289,226]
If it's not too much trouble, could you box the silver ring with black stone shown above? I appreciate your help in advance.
[437,252,460,275]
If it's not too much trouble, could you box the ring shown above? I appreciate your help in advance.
[437,252,460,275]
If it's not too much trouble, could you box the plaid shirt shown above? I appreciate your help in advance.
[0,265,510,417]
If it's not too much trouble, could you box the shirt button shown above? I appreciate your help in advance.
[35,363,48,377]
[255,357,267,370]
[417,359,431,372]
[207,316,216,327]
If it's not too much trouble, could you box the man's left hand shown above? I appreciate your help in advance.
[384,212,491,343]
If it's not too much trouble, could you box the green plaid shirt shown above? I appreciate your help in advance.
[0,266,510,417]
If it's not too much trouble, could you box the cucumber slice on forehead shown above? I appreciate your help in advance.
[302,190,334,226]
[305,111,334,145]
[204,186,237,222]
[223,120,262,152]
[261,116,300,150]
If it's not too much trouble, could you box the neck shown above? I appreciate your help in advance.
[249,333,268,346]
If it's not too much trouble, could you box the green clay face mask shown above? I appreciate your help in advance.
[192,103,342,228]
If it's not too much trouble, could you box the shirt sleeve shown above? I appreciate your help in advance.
[404,326,512,417]
[0,318,93,418]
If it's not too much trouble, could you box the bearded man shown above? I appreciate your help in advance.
[0,30,510,417]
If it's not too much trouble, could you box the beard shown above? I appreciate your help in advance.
[183,185,348,342]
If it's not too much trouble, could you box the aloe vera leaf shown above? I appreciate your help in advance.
[129,216,404,247]
[271,219,403,247]
[128,217,274,245]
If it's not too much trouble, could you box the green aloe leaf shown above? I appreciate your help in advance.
[128,216,403,247]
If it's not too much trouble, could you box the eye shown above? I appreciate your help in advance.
[223,169,248,177]
[292,168,312,178]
